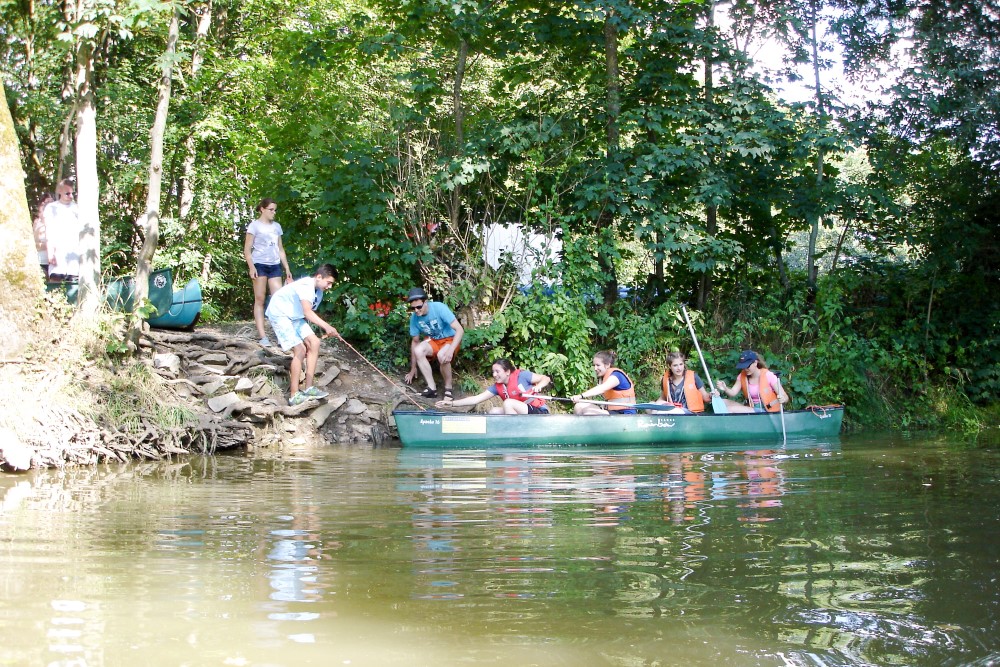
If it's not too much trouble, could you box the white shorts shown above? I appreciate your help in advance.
[268,316,315,351]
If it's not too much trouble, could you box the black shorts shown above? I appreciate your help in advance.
[527,404,549,415]
[254,263,283,279]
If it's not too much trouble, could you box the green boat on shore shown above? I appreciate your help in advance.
[392,406,844,448]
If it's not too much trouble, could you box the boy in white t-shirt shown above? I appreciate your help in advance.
[265,264,338,406]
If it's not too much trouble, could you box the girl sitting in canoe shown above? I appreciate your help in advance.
[715,350,789,413]
[571,350,637,415]
[436,358,551,414]
[649,351,714,414]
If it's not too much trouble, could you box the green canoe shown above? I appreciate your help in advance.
[392,406,844,448]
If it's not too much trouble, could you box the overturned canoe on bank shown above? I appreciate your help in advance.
[392,406,844,448]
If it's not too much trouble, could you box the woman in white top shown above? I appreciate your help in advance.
[243,198,293,347]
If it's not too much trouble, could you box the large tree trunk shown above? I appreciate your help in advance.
[599,10,621,307]
[130,7,179,350]
[74,39,101,314]
[449,37,468,234]
[805,0,825,292]
[696,1,719,310]
[180,1,213,223]
[0,80,44,358]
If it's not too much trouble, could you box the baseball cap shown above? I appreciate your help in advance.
[736,350,759,370]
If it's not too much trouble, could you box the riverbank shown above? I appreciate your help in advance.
[0,316,424,471]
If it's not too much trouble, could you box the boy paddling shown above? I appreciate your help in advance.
[265,264,338,405]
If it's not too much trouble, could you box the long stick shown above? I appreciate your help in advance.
[326,333,425,410]
[681,305,729,414]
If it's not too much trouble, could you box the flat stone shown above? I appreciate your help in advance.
[234,377,254,392]
[326,395,348,412]
[201,380,226,396]
[316,365,341,387]
[342,398,367,415]
[188,363,225,376]
[207,392,241,413]
[153,353,180,374]
[311,403,337,427]
[199,352,230,365]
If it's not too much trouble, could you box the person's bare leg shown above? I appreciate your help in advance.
[440,361,453,391]
[289,344,306,396]
[303,336,320,390]
[252,276,269,339]
[415,342,436,390]
[503,399,529,415]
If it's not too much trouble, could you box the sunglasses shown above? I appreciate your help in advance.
[409,302,425,311]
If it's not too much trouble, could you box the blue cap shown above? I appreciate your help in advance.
[736,350,759,370]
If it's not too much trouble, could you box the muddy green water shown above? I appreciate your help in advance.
[1,433,998,666]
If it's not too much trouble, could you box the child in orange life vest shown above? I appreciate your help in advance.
[649,351,714,414]
[436,358,551,414]
[571,350,637,415]
[716,350,789,413]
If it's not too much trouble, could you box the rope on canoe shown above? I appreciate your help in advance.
[805,404,843,417]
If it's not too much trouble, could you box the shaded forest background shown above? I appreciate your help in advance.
[2,0,997,431]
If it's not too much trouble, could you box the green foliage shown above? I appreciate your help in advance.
[486,287,597,395]
[2,0,997,433]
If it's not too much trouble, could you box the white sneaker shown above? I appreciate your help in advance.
[259,336,273,347]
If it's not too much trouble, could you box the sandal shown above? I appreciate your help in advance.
[420,387,437,398]
[443,388,453,400]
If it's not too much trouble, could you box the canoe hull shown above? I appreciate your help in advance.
[148,278,202,331]
[392,407,844,448]
[105,268,174,315]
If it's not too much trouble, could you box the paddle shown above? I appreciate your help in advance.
[771,373,787,444]
[529,395,684,412]
[779,401,787,443]
[680,305,729,414]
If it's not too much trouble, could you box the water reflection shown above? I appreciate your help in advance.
[1,438,999,666]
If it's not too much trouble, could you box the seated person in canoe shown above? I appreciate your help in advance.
[648,351,714,414]
[715,350,789,413]
[571,350,637,415]
[436,358,551,414]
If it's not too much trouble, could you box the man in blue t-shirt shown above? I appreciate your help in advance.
[403,287,464,400]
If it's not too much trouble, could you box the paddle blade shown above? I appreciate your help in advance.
[712,394,729,414]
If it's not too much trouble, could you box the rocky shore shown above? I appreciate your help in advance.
[0,324,422,471]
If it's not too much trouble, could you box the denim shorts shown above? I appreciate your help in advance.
[254,263,283,279]
[269,317,316,351]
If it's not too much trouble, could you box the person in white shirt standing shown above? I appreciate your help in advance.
[44,180,82,283]
[243,198,293,347]
[32,192,54,278]
[265,264,338,406]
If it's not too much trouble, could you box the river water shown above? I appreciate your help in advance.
[1,433,998,667]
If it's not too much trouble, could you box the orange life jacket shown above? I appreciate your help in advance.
[495,369,545,409]
[602,367,636,411]
[661,369,705,413]
[739,369,780,412]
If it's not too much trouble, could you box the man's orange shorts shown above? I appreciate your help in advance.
[426,336,459,357]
